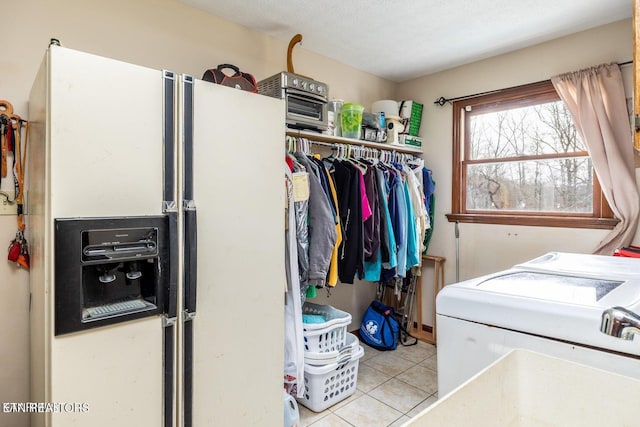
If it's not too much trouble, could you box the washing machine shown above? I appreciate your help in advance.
[436,252,640,396]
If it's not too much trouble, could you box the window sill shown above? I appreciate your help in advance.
[446,213,618,230]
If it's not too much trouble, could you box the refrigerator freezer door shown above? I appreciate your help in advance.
[47,47,165,218]
[188,80,285,426]
[29,46,168,427]
[51,317,163,425]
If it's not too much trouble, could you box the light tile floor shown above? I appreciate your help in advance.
[298,339,439,427]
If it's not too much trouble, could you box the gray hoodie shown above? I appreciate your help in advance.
[294,152,338,288]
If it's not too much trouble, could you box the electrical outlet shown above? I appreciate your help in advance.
[0,192,17,215]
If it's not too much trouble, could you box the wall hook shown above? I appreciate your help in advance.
[1,191,15,205]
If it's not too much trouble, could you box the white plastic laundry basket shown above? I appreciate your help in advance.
[297,345,364,412]
[304,332,359,366]
[302,303,352,353]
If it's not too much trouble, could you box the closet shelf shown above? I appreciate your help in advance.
[286,129,423,155]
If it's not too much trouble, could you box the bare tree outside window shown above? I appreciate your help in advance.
[447,80,616,229]
[466,100,592,213]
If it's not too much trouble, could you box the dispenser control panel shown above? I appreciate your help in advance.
[54,216,169,335]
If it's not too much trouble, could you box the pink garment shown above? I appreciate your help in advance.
[358,169,372,221]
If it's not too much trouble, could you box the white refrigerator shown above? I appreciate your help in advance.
[28,45,285,426]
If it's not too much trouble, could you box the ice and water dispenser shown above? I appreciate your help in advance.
[54,216,170,335]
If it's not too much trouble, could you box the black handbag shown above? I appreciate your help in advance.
[202,64,258,93]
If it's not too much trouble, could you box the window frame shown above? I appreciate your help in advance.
[446,80,618,229]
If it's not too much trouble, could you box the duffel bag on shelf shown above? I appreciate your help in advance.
[202,64,258,93]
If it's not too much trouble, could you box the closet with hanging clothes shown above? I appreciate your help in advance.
[283,132,436,398]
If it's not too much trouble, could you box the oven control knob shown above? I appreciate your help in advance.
[292,78,299,87]
[309,83,315,91]
[317,85,325,94]
[301,80,307,90]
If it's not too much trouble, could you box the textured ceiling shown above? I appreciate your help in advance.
[180,0,631,82]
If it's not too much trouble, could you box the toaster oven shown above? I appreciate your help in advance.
[258,72,328,132]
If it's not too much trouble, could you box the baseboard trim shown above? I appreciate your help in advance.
[414,322,433,334]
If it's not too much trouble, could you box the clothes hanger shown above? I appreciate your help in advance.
[407,154,424,167]
[378,155,391,171]
[391,152,405,171]
[352,147,371,175]
[323,143,338,162]
[345,144,368,174]
[359,147,376,167]
[286,135,294,154]
[285,136,306,169]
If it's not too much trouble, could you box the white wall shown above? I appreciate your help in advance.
[397,19,634,325]
[0,1,394,426]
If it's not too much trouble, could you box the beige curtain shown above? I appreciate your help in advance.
[551,63,639,254]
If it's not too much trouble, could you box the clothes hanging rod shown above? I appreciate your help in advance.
[285,130,423,154]
[287,138,383,155]
[289,137,415,157]
[306,140,339,149]
[286,136,418,163]
[434,60,634,107]
[304,140,386,154]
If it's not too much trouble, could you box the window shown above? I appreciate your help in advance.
[446,80,617,229]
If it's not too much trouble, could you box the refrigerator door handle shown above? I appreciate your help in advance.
[162,69,178,427]
[181,73,197,427]
[163,70,177,208]
[165,210,180,319]
[182,74,197,315]
[162,69,179,320]
[183,207,197,314]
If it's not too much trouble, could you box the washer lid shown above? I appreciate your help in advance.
[476,271,623,306]
[515,252,640,280]
[436,253,640,356]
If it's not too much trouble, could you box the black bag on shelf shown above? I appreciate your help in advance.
[202,64,258,93]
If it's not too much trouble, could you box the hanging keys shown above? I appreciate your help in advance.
[17,238,30,269]
[7,235,20,262]
[7,229,29,269]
